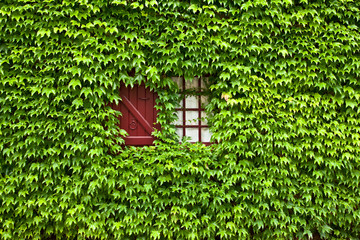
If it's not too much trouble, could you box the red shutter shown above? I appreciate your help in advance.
[113,83,159,146]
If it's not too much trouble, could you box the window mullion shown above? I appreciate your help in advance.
[182,76,186,138]
[198,77,202,142]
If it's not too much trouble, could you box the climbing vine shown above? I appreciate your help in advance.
[1,0,360,239]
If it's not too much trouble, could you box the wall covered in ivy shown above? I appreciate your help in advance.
[1,0,360,239]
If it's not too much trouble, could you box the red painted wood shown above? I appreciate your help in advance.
[120,95,154,134]
[114,83,158,146]
[138,85,147,136]
[125,136,154,145]
[120,85,129,138]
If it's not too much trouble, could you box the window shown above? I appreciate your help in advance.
[111,78,212,146]
[173,77,212,144]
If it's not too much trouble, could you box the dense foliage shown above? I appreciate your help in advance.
[1,0,360,239]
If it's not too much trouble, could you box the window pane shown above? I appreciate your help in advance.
[173,76,212,144]
[176,127,183,139]
[185,96,199,108]
[201,77,208,89]
[201,128,212,142]
[174,111,183,125]
[201,95,209,106]
[186,128,199,142]
[186,111,199,125]
[185,77,199,89]
[200,111,208,124]
[172,77,183,90]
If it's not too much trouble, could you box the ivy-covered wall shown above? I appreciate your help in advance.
[1,0,360,239]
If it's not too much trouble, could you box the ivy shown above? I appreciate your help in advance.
[1,0,360,239]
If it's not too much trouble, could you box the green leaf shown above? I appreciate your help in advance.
[112,0,127,4]
[72,98,83,108]
[69,79,82,89]
[37,29,51,38]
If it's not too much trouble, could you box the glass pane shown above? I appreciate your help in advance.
[186,111,199,125]
[185,96,199,108]
[200,111,208,125]
[174,111,183,125]
[201,95,209,107]
[201,77,208,89]
[172,77,183,90]
[185,77,199,89]
[176,127,183,139]
[186,128,199,142]
[177,99,183,108]
[201,128,212,142]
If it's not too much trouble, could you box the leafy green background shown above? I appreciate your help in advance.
[1,0,360,239]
